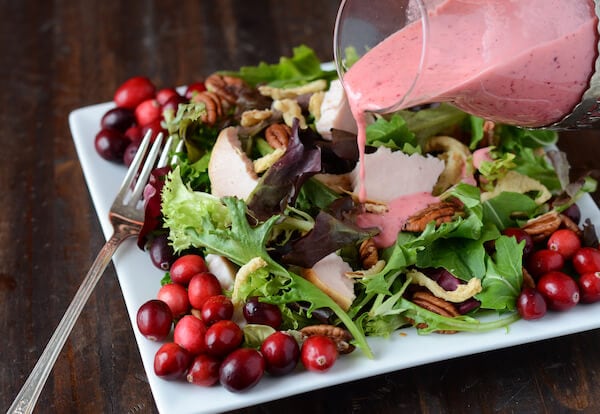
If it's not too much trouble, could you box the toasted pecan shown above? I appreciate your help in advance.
[359,238,379,269]
[205,73,247,105]
[402,201,461,233]
[560,213,583,238]
[191,90,223,125]
[264,123,292,149]
[522,210,562,242]
[410,291,459,334]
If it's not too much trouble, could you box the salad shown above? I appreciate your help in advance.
[95,45,599,389]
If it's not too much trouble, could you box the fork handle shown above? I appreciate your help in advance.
[7,231,134,414]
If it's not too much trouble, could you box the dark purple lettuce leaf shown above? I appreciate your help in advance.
[137,166,171,249]
[247,120,322,221]
[279,210,378,268]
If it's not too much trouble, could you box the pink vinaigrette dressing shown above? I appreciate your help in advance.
[345,0,598,244]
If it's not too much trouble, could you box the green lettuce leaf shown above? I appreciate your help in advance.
[399,103,468,141]
[482,192,540,230]
[365,113,419,154]
[224,45,336,88]
[161,167,230,252]
[476,236,524,310]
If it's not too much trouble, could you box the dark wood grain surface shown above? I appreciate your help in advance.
[1,1,600,413]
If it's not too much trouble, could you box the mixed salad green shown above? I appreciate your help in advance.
[144,45,596,357]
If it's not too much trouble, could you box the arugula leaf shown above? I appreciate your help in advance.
[482,192,540,230]
[415,225,493,281]
[224,45,336,88]
[476,236,524,311]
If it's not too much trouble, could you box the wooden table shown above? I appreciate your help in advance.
[2,1,599,413]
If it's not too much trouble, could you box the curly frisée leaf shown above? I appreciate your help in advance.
[161,167,230,252]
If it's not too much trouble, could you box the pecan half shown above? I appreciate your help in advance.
[522,210,561,242]
[359,238,378,269]
[191,91,223,125]
[522,266,535,289]
[205,73,246,105]
[560,213,583,238]
[300,324,355,354]
[410,291,459,334]
[402,201,461,233]
[265,123,292,149]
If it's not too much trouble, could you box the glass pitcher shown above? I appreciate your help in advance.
[334,0,600,129]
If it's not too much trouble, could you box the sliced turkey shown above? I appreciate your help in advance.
[208,126,259,200]
[301,253,355,311]
[351,146,445,203]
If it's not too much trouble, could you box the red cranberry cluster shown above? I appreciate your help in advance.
[136,254,339,393]
[94,76,203,164]
[511,207,600,320]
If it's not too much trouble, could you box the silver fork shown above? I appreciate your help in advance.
[8,130,177,414]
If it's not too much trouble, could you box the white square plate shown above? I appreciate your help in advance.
[69,102,600,414]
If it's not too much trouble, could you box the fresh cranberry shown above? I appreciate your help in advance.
[526,249,564,279]
[201,295,234,325]
[114,76,156,109]
[516,288,547,320]
[136,299,173,341]
[188,272,222,309]
[94,128,129,162]
[156,87,180,106]
[122,140,140,166]
[219,348,265,393]
[148,234,175,271]
[124,125,143,142]
[502,227,534,257]
[547,228,581,259]
[184,81,207,99]
[260,331,300,376]
[170,254,208,286]
[578,272,600,303]
[157,283,190,317]
[301,335,338,372]
[243,297,283,329]
[187,354,221,387]
[204,320,243,357]
[537,271,580,311]
[572,247,600,275]
[100,107,136,132]
[135,98,162,126]
[141,119,167,142]
[153,342,191,380]
[173,315,208,355]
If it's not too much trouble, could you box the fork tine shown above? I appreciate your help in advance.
[170,140,185,165]
[115,129,153,200]
[128,132,165,204]
[157,135,174,169]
